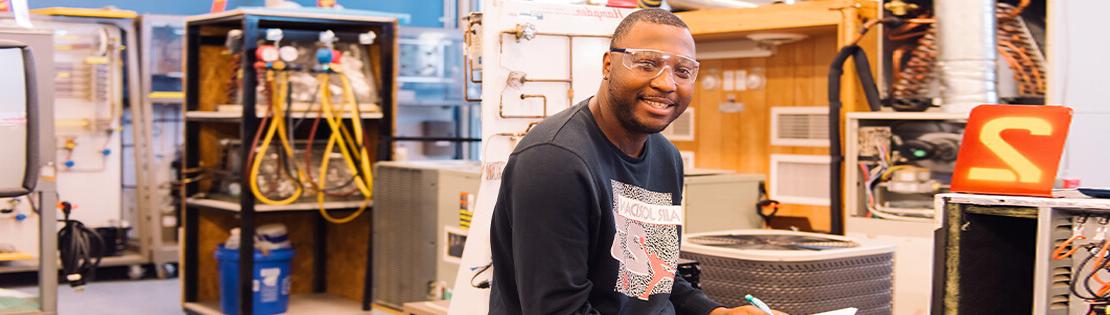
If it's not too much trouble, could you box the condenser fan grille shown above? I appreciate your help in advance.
[688,234,859,251]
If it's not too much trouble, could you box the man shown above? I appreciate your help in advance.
[488,9,785,315]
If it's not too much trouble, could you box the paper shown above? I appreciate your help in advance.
[735,69,748,91]
[813,308,858,315]
[722,70,734,92]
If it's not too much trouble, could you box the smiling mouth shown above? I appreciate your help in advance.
[640,97,675,110]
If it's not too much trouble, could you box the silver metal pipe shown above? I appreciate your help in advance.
[936,0,998,112]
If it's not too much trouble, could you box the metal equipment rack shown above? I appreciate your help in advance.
[136,13,187,279]
[180,9,397,315]
[0,10,150,277]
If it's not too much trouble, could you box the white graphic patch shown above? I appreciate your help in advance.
[609,180,681,301]
[615,195,683,225]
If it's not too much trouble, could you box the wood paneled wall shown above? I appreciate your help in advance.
[674,31,842,232]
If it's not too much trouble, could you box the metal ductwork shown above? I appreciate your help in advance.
[935,0,999,112]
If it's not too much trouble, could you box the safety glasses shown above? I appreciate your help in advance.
[610,48,700,85]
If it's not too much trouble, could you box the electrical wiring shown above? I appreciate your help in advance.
[1054,215,1089,260]
[858,140,935,221]
[469,262,493,289]
[1090,249,1110,299]
[1072,246,1102,301]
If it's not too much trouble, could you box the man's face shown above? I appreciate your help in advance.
[603,22,696,134]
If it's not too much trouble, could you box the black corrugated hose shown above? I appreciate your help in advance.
[827,44,882,235]
[57,201,105,289]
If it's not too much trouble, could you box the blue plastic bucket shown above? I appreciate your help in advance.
[216,246,293,315]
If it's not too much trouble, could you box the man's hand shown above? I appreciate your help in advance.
[708,306,789,315]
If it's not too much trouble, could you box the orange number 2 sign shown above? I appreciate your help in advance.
[951,105,1072,197]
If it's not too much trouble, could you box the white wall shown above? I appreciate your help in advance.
[1048,0,1110,187]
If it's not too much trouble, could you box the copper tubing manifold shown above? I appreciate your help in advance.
[496,24,610,119]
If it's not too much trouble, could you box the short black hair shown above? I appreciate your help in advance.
[610,9,689,49]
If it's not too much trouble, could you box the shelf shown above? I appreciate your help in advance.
[184,293,374,315]
[185,110,384,122]
[186,196,370,213]
[101,253,146,267]
[0,252,33,262]
[148,91,184,104]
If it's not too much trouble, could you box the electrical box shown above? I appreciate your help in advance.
[843,111,966,315]
[372,160,481,308]
[683,169,764,234]
[934,192,1110,315]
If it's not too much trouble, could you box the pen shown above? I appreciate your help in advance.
[744,294,774,315]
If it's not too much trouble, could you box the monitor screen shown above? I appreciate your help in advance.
[0,46,33,197]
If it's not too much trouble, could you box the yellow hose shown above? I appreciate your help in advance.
[248,70,306,205]
[315,71,373,223]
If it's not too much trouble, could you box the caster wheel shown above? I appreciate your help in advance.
[160,263,177,278]
[127,265,144,280]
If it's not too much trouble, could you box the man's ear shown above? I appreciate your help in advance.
[602,51,612,80]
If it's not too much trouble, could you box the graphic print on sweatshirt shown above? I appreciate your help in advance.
[609,180,683,300]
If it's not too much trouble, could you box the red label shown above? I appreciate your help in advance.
[951,104,1073,197]
[211,0,227,13]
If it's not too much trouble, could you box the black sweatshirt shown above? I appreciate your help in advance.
[489,98,722,315]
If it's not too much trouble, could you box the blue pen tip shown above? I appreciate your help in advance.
[745,294,754,301]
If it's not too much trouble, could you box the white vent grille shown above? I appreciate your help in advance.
[680,151,695,170]
[769,154,830,205]
[771,107,829,147]
[662,108,695,141]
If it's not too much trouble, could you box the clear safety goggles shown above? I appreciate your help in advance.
[610,48,700,85]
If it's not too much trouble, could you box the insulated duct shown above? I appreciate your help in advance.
[936,0,999,112]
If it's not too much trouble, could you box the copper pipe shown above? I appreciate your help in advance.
[486,122,541,155]
[496,25,611,119]
[499,94,549,119]
[1003,0,1030,19]
[464,60,482,102]
[996,2,1046,96]
[891,28,937,101]
[463,12,483,102]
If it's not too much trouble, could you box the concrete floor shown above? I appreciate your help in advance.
[11,278,398,314]
[15,278,180,315]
